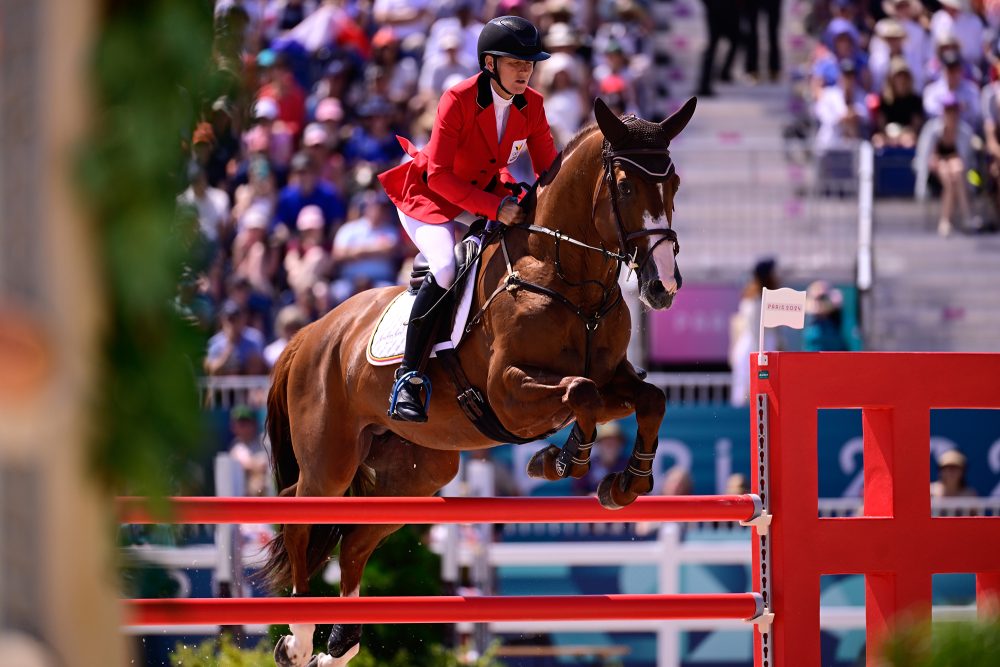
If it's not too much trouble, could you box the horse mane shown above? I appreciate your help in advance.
[538,123,601,189]
[562,122,600,157]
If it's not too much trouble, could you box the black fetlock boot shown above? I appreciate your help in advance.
[388,274,450,422]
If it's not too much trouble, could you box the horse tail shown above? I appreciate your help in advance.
[259,468,377,594]
[266,331,303,493]
[259,332,378,593]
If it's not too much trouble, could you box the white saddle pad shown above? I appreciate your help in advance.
[366,262,480,367]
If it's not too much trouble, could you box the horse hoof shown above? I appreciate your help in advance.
[274,635,311,667]
[526,444,561,480]
[597,474,625,510]
[328,624,362,658]
[313,644,360,666]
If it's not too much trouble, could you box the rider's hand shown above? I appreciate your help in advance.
[497,199,526,226]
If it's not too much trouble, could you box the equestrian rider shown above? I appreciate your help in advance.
[378,15,559,423]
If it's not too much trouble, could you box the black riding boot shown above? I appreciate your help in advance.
[388,274,450,422]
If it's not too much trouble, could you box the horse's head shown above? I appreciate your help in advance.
[593,97,696,310]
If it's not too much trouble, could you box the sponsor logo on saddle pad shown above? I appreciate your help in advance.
[366,266,480,367]
[507,139,527,165]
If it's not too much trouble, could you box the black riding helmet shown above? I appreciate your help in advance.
[478,16,550,96]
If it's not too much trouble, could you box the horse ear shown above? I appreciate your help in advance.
[594,97,627,145]
[660,96,697,142]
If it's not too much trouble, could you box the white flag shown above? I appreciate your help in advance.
[761,287,806,330]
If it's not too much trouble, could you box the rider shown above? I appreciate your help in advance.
[378,15,559,422]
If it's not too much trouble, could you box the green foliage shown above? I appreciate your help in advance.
[80,1,222,496]
[880,617,1000,666]
[170,633,273,667]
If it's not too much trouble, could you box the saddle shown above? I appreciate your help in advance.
[368,220,551,444]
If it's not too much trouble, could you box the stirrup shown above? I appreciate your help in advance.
[388,370,433,418]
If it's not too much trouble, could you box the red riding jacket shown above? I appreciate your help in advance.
[378,72,558,224]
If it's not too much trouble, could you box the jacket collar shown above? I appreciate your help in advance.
[476,71,527,111]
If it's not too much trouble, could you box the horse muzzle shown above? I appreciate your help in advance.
[640,278,675,310]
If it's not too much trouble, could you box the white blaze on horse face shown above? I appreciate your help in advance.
[642,208,678,294]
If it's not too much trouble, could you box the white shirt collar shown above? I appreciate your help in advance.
[490,83,514,142]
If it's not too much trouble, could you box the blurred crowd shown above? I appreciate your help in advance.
[803,0,1000,235]
[180,0,664,376]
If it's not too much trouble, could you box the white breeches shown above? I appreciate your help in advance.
[398,210,475,288]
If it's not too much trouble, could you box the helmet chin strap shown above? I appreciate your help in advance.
[485,56,515,98]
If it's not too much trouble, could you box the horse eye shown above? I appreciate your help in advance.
[619,180,632,196]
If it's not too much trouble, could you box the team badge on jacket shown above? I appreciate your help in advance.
[507,139,527,164]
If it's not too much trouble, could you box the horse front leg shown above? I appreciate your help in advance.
[494,365,604,482]
[596,362,666,509]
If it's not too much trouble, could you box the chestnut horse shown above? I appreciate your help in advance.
[263,97,697,667]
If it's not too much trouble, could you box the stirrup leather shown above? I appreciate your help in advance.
[388,370,433,418]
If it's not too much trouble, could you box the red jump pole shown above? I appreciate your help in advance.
[117,494,761,525]
[126,593,764,626]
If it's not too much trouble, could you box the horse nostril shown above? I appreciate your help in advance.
[648,280,666,296]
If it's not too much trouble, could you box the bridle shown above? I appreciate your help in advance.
[464,134,681,378]
[600,141,680,278]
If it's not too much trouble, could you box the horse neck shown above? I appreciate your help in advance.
[530,132,615,283]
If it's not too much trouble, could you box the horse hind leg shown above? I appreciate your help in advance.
[314,432,460,665]
[274,434,367,666]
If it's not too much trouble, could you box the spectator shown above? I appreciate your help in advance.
[930,0,985,70]
[923,49,981,128]
[206,96,241,188]
[869,18,919,92]
[311,100,351,193]
[370,26,419,106]
[930,449,978,498]
[275,151,346,236]
[873,57,924,149]
[981,71,1000,230]
[257,52,307,137]
[697,0,743,97]
[812,18,871,98]
[372,0,431,43]
[251,96,294,171]
[803,280,848,351]
[873,0,931,91]
[744,0,783,83]
[660,465,694,496]
[342,96,406,169]
[232,155,277,235]
[729,258,780,406]
[573,422,630,496]
[331,189,402,302]
[813,57,870,155]
[726,473,750,495]
[177,161,230,246]
[539,52,587,148]
[205,300,267,376]
[307,60,353,119]
[593,38,639,115]
[264,304,308,368]
[232,206,279,297]
[285,204,333,296]
[227,404,270,496]
[425,0,484,69]
[419,29,477,98]
[914,92,978,236]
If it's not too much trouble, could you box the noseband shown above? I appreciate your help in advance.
[601,142,680,276]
